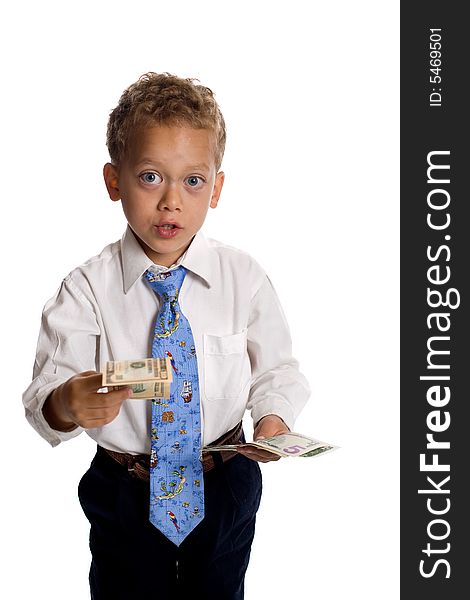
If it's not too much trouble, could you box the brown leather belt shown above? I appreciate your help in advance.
[102,421,243,482]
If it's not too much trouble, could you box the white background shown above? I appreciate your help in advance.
[0,1,399,598]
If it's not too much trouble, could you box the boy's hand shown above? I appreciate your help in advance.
[43,371,133,432]
[236,414,290,463]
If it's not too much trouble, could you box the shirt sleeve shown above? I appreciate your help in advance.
[22,275,100,447]
[246,274,310,430]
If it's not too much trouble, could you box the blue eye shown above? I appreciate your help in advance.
[186,176,204,187]
[141,172,162,184]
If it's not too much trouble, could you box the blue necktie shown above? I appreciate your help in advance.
[144,266,204,546]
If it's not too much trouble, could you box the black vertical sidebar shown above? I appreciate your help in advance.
[401,3,469,598]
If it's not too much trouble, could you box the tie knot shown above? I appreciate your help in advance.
[144,265,187,299]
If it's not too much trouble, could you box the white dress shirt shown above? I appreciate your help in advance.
[23,226,310,453]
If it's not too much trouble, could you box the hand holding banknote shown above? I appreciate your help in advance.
[236,415,290,463]
[44,358,171,433]
[204,428,337,461]
[43,371,133,432]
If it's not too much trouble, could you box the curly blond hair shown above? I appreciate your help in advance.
[106,72,226,170]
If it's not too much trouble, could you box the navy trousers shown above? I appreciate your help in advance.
[78,443,262,599]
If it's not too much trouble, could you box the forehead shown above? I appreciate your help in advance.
[126,125,216,169]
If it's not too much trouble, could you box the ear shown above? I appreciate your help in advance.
[210,171,225,209]
[103,163,121,201]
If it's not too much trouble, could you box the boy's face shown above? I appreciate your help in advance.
[104,125,224,267]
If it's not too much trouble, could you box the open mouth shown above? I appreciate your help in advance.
[155,224,181,238]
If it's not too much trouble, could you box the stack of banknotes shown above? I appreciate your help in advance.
[102,358,172,399]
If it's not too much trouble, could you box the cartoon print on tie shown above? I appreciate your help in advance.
[152,398,169,408]
[155,297,180,337]
[191,506,202,518]
[181,380,193,403]
[162,411,174,423]
[171,441,182,453]
[151,281,181,338]
[147,271,172,282]
[167,511,180,532]
[166,350,178,373]
[152,466,186,501]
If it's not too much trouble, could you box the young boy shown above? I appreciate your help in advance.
[23,72,310,599]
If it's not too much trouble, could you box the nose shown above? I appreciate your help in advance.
[158,183,182,212]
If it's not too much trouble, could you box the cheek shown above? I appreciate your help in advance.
[120,200,146,229]
[121,193,148,217]
[194,202,211,223]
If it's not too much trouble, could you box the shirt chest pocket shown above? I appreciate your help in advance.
[203,329,251,400]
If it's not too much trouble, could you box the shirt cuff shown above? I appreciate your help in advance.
[250,395,296,432]
[23,373,84,447]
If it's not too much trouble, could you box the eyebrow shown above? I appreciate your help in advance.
[136,159,211,172]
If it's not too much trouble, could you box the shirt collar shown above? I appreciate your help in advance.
[121,225,215,293]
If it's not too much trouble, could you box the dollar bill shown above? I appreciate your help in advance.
[203,432,337,458]
[125,381,171,400]
[102,358,172,399]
